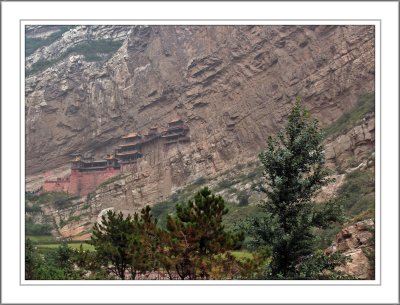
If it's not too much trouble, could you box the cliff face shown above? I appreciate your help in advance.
[25,25,375,209]
[326,219,375,280]
[325,113,375,170]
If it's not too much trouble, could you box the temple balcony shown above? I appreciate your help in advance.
[116,150,143,157]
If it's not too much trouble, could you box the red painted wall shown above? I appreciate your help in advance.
[43,168,120,197]
[68,167,120,197]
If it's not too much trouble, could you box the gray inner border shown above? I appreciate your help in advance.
[18,20,381,288]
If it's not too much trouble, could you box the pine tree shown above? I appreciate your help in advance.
[90,208,161,280]
[131,206,163,278]
[91,211,137,279]
[252,98,345,278]
[162,187,244,279]
[25,238,40,280]
[46,241,77,279]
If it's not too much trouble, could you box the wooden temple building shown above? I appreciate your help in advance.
[43,118,190,196]
[71,155,120,172]
[115,133,144,164]
[161,118,190,145]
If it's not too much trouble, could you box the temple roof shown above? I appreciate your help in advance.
[118,142,141,148]
[116,150,142,157]
[83,159,107,164]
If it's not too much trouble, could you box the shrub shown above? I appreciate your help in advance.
[68,215,81,222]
[337,170,375,218]
[86,192,95,201]
[151,200,176,228]
[53,194,71,209]
[193,176,207,185]
[217,178,235,190]
[237,191,250,206]
[25,192,39,201]
[25,203,42,213]
[25,221,53,235]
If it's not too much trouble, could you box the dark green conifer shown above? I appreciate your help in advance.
[163,187,244,279]
[252,98,345,278]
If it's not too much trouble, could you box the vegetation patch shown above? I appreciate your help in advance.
[323,92,375,138]
[231,250,254,261]
[68,215,81,222]
[25,26,74,56]
[338,169,375,220]
[26,39,123,76]
[193,176,207,185]
[25,202,42,213]
[151,163,263,232]
[25,220,53,235]
[315,168,375,249]
[151,200,176,228]
[26,235,56,243]
[37,242,94,252]
[237,190,250,206]
[216,178,236,190]
[26,191,72,207]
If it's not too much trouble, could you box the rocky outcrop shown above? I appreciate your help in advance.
[325,113,375,170]
[326,219,375,279]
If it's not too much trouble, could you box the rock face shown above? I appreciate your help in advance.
[26,25,374,175]
[327,219,375,279]
[325,113,375,170]
[25,25,375,228]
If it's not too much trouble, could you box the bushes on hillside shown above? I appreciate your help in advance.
[25,221,53,235]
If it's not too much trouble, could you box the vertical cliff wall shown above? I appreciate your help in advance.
[25,25,375,211]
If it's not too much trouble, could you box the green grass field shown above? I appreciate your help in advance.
[26,235,95,252]
[36,243,95,251]
[26,235,56,243]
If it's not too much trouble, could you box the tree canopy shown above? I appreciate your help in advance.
[250,98,345,278]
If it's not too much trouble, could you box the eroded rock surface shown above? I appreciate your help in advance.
[325,113,375,169]
[326,219,375,280]
[25,25,376,239]
[26,25,374,177]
